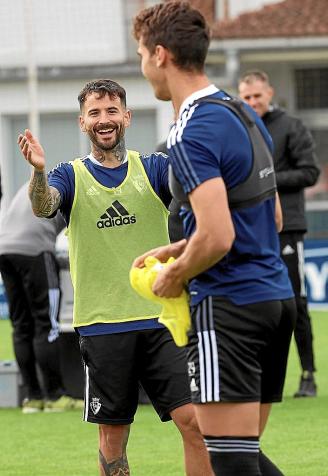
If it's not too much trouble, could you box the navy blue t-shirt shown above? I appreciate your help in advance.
[48,152,170,335]
[48,153,171,225]
[167,85,294,306]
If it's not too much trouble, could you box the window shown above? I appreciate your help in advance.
[305,129,328,238]
[8,114,80,199]
[305,129,328,202]
[295,68,328,109]
[125,109,157,155]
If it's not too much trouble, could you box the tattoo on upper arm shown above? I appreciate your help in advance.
[29,170,61,217]
[99,450,129,476]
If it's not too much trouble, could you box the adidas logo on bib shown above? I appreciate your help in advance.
[97,200,137,229]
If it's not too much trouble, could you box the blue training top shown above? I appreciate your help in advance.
[48,152,170,335]
[167,85,294,306]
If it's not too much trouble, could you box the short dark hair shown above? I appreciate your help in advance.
[238,70,271,86]
[78,79,127,110]
[133,1,210,72]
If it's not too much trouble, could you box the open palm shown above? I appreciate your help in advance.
[18,129,45,171]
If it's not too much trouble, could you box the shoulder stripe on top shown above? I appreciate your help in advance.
[48,161,67,175]
[168,105,197,147]
[168,104,201,191]
[177,106,198,143]
[173,141,200,191]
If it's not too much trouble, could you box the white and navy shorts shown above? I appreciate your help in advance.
[186,296,296,404]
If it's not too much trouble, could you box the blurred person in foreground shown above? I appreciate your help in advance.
[0,182,81,412]
[239,70,320,398]
[133,2,296,475]
[18,79,213,476]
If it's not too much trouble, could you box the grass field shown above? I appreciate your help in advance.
[0,312,327,475]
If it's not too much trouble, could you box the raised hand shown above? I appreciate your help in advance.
[17,129,45,172]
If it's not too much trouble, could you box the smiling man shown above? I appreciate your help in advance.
[17,79,212,476]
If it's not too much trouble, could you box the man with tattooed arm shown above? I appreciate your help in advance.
[18,79,212,476]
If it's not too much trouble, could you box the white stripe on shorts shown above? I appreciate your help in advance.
[297,240,307,297]
[84,364,89,421]
[196,296,220,402]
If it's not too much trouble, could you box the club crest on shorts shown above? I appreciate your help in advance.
[90,397,101,415]
[188,361,196,376]
[190,377,199,392]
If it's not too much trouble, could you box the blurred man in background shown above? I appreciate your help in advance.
[0,182,81,412]
[239,70,321,398]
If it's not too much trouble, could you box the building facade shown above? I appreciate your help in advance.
[0,0,328,308]
[0,0,327,238]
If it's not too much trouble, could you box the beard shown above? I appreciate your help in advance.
[88,123,125,152]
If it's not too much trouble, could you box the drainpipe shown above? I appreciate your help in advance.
[225,48,240,92]
[223,0,230,20]
[23,0,40,137]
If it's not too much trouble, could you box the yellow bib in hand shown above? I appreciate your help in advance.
[130,256,191,347]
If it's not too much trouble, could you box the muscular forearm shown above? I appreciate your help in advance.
[169,229,233,285]
[169,183,234,284]
[29,169,61,217]
[132,239,187,269]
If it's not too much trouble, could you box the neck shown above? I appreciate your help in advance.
[167,69,211,116]
[91,142,126,168]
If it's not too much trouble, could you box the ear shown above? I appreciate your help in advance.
[268,86,274,101]
[124,109,132,128]
[154,44,168,67]
[79,115,86,132]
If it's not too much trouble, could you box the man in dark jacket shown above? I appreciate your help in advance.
[239,70,321,397]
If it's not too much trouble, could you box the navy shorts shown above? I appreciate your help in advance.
[79,328,191,424]
[186,296,296,404]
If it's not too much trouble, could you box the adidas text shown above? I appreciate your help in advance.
[97,215,136,229]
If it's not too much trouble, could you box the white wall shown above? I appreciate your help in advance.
[0,0,126,67]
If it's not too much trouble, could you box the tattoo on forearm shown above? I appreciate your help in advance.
[99,450,129,476]
[29,171,61,217]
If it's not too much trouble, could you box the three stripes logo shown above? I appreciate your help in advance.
[97,200,137,229]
